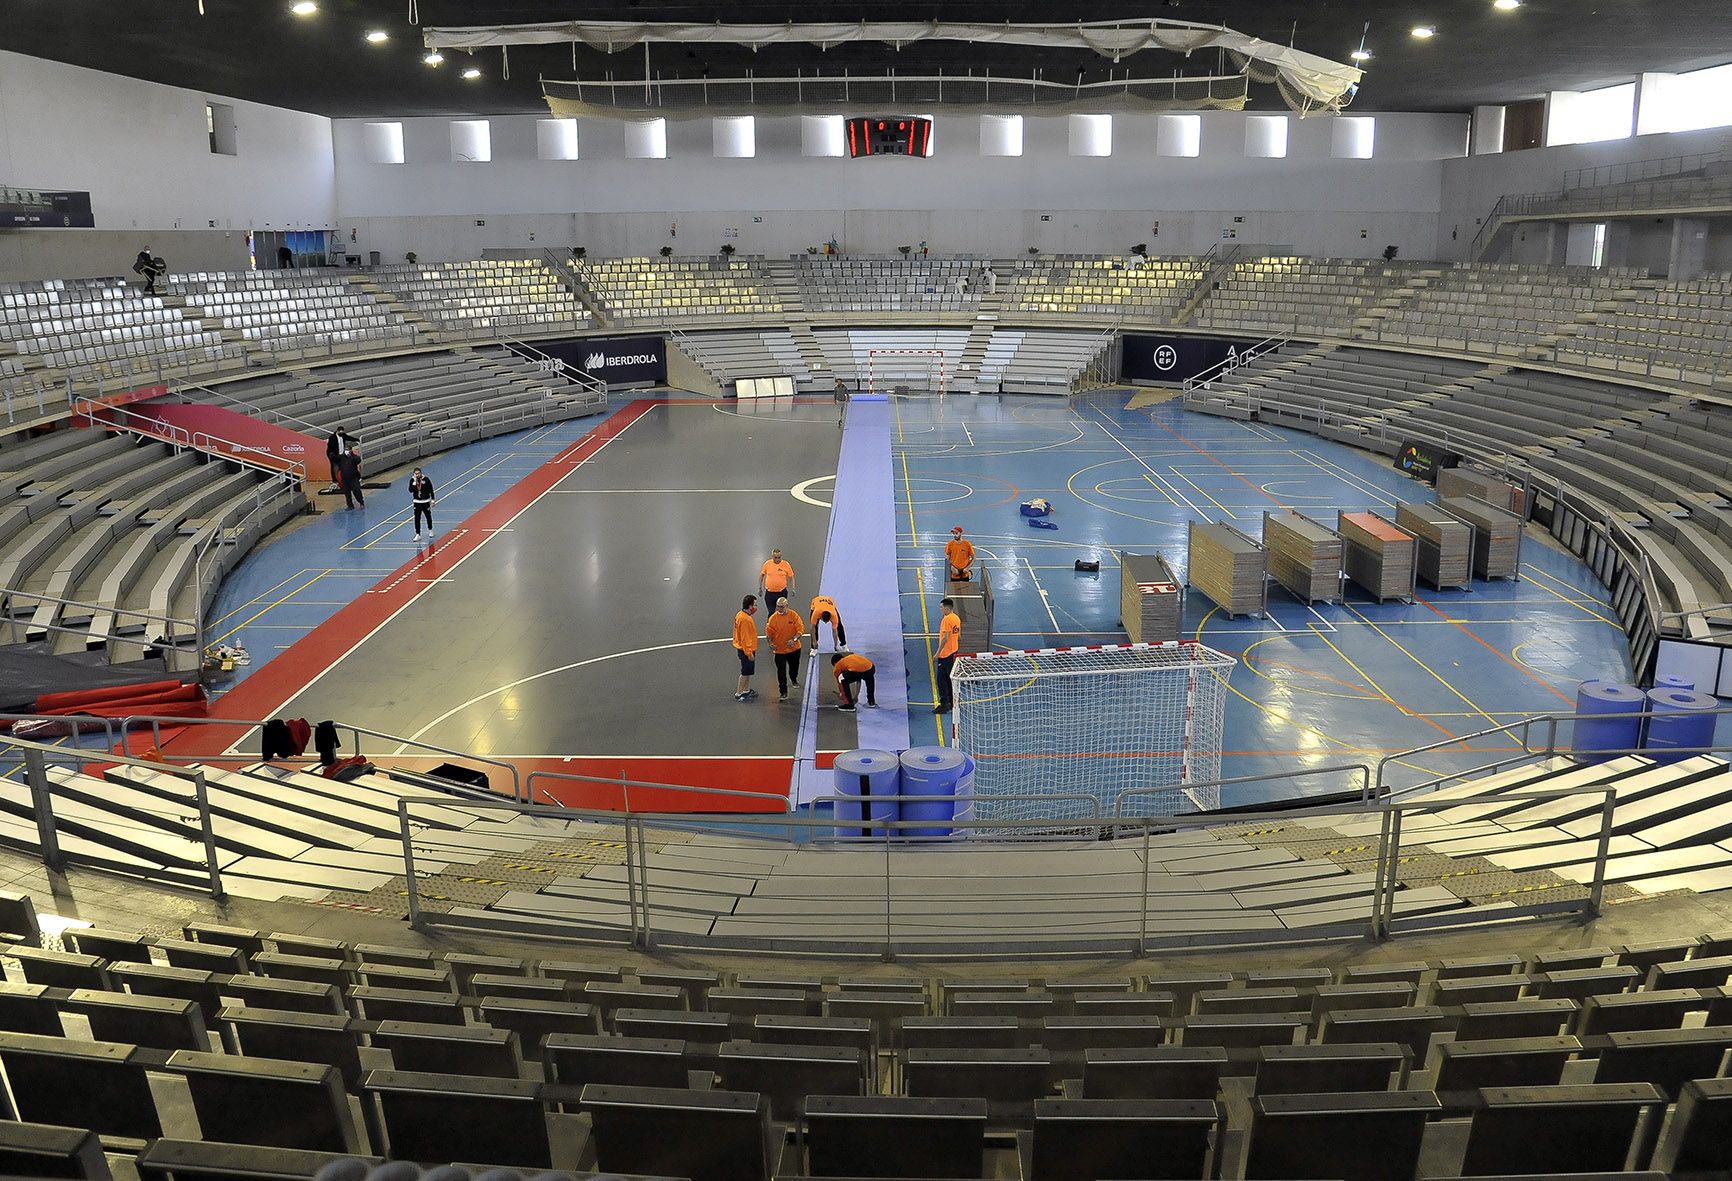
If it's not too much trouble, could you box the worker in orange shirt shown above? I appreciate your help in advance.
[759,547,796,614]
[808,593,847,652]
[830,652,878,712]
[765,598,806,702]
[934,596,962,714]
[945,526,975,581]
[732,594,760,702]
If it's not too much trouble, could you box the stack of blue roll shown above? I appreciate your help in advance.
[1572,680,1646,762]
[831,749,899,839]
[900,746,971,838]
[1643,687,1717,763]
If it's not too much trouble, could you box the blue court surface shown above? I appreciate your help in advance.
[892,389,1644,807]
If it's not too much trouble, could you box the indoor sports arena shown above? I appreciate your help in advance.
[2,4,1732,1178]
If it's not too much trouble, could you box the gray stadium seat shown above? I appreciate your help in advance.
[169,1049,358,1152]
[362,1068,552,1168]
[371,1018,523,1078]
[803,1094,987,1179]
[1246,1090,1440,1181]
[1029,1097,1220,1181]
[544,1032,691,1091]
[581,1083,773,1181]
[1459,1083,1666,1176]
[1254,1043,1408,1094]
[0,1120,109,1180]
[1082,1045,1228,1099]
[1650,1075,1732,1172]
[719,1039,868,1120]
[0,1031,160,1139]
[217,1005,365,1088]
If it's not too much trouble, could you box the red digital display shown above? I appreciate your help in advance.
[846,117,932,158]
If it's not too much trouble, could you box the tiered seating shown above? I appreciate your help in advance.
[674,329,815,391]
[191,346,605,475]
[1558,273,1732,387]
[1374,263,1637,354]
[368,259,587,338]
[169,271,413,356]
[580,255,781,324]
[0,426,303,664]
[1006,255,1203,321]
[797,256,987,312]
[1193,256,1398,336]
[0,277,236,384]
[811,328,968,389]
[8,906,1732,1177]
[975,330,1110,394]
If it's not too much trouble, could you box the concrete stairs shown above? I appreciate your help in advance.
[1352,269,1445,336]
[762,259,830,382]
[348,276,438,343]
[546,254,614,329]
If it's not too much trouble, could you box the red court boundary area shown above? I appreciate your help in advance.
[153,403,805,795]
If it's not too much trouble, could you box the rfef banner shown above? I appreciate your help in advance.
[1394,439,1461,485]
[541,335,668,386]
[0,188,95,228]
[1120,334,1259,384]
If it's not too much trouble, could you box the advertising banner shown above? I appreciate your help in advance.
[540,335,668,386]
[114,402,319,479]
[1120,334,1259,384]
[0,188,95,228]
[1394,439,1461,484]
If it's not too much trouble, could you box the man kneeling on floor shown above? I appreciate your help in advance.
[831,652,878,712]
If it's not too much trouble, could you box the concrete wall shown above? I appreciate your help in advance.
[0,50,335,281]
[331,110,1468,262]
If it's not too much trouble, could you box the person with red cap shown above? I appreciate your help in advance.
[945,525,975,582]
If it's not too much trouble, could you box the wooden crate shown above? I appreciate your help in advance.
[1338,511,1417,603]
[1263,510,1344,605]
[1440,497,1523,581]
[1119,551,1183,643]
[1396,501,1474,591]
[1439,466,1527,516]
[1186,520,1267,618]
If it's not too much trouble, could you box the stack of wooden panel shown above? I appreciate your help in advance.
[1187,520,1266,618]
[1338,511,1417,603]
[1119,551,1183,643]
[1441,496,1522,580]
[1440,466,1526,516]
[1263,510,1344,605]
[949,563,996,653]
[1396,501,1473,591]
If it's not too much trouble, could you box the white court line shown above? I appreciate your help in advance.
[394,638,731,753]
[218,407,652,755]
[1024,558,1061,631]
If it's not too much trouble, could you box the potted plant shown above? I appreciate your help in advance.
[1027,246,1040,256]
[1131,243,1148,258]
[806,245,819,254]
[572,246,587,260]
[720,243,737,257]
[659,245,673,258]
[404,251,418,264]
[898,245,912,257]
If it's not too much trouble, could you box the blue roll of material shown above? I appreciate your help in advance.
[952,754,977,834]
[1572,680,1645,762]
[832,749,900,839]
[1658,674,1696,692]
[900,746,968,837]
[1643,687,1718,763]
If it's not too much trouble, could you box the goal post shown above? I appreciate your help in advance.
[867,348,948,397]
[949,642,1237,829]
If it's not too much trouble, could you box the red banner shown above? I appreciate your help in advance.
[118,401,319,478]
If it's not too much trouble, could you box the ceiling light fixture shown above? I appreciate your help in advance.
[1351,49,1372,61]
[423,51,444,66]
[289,1,317,15]
[1493,0,1521,8]
[365,29,389,43]
[1410,25,1436,38]
[462,67,482,80]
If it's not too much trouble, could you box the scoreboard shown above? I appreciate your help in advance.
[846,117,933,158]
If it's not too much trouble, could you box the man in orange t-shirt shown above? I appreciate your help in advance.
[945,526,975,581]
[934,596,962,714]
[732,594,760,701]
[830,652,877,711]
[759,548,796,613]
[808,593,847,652]
[765,598,805,702]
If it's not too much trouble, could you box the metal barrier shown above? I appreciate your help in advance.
[1115,763,1371,815]
[0,731,226,900]
[114,713,524,803]
[523,769,790,815]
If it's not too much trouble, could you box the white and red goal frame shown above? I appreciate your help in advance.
[866,348,949,397]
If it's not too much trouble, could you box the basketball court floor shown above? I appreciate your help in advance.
[170,386,1644,812]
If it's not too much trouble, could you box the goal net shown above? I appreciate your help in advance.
[950,642,1237,830]
[867,348,948,397]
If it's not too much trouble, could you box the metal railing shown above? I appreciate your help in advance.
[1564,149,1729,192]
[77,401,308,485]
[114,713,524,803]
[1116,763,1372,815]
[1181,329,1293,395]
[523,769,790,815]
[0,730,226,899]
[172,379,331,440]
[497,335,608,402]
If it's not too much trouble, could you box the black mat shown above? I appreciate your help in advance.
[0,644,182,713]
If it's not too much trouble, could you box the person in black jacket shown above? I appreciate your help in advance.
[336,445,365,510]
[409,467,435,540]
[325,428,346,485]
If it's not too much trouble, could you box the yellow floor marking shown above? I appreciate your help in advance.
[202,571,331,649]
[1347,605,1498,727]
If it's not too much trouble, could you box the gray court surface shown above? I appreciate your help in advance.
[269,400,854,758]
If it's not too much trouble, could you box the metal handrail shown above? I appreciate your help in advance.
[523,769,790,814]
[497,334,608,400]
[79,401,308,485]
[1115,763,1372,814]
[1181,328,1292,395]
[1,729,226,899]
[172,379,331,439]
[115,713,524,803]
